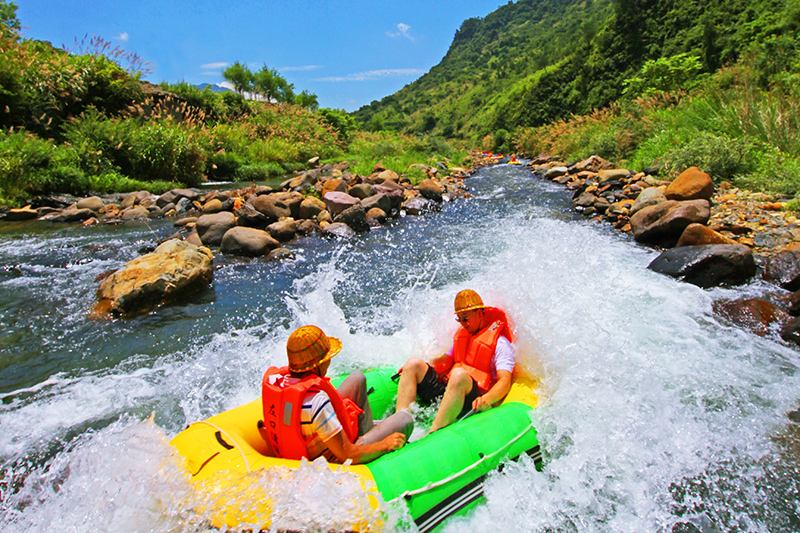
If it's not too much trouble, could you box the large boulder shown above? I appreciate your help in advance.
[375,169,399,183]
[781,317,800,345]
[676,223,738,247]
[334,204,369,232]
[764,249,800,291]
[251,194,292,222]
[544,166,569,179]
[270,191,304,218]
[120,206,151,220]
[282,172,316,191]
[665,167,714,201]
[201,198,224,214]
[571,155,613,173]
[298,197,326,219]
[220,227,279,256]
[417,179,444,202]
[598,168,630,182]
[713,298,790,336]
[323,191,360,216]
[630,187,667,216]
[196,211,236,246]
[647,244,756,288]
[92,239,213,318]
[372,185,404,210]
[267,219,299,242]
[630,200,710,246]
[76,196,104,211]
[321,178,347,196]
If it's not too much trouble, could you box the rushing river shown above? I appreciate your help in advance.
[1,165,798,531]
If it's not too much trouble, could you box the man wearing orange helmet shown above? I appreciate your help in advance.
[259,325,412,463]
[396,289,515,432]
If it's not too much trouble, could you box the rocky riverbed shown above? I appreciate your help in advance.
[527,154,800,346]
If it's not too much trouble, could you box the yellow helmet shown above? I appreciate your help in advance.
[454,289,485,314]
[286,325,342,373]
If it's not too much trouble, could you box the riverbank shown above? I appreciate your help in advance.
[526,154,800,345]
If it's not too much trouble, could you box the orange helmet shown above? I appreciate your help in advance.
[286,325,342,373]
[454,289,486,314]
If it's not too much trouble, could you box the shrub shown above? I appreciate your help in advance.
[319,108,356,144]
[623,53,704,98]
[207,151,243,180]
[236,162,285,182]
[126,121,206,185]
[659,132,757,181]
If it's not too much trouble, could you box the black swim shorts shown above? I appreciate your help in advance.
[416,364,481,418]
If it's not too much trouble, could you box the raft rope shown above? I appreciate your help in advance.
[195,420,252,473]
[390,413,537,502]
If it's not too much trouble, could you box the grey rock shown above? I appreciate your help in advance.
[402,197,437,216]
[267,219,299,242]
[630,200,710,247]
[361,193,393,215]
[544,166,569,179]
[196,211,237,246]
[322,222,356,238]
[647,244,756,288]
[251,194,291,222]
[764,250,800,291]
[334,205,369,232]
[630,187,667,216]
[323,191,360,216]
[220,227,278,256]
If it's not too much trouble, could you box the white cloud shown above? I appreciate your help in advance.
[316,68,423,82]
[386,22,414,41]
[117,32,129,42]
[278,64,323,72]
[201,61,230,70]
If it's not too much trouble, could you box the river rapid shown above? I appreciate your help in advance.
[1,165,798,531]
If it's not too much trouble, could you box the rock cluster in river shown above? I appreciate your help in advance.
[2,161,470,261]
[528,154,800,347]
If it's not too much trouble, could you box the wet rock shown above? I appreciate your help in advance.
[334,205,369,232]
[175,197,193,215]
[630,187,667,216]
[298,197,326,219]
[120,191,150,209]
[251,194,292,222]
[713,298,790,336]
[348,183,374,199]
[665,167,714,201]
[647,244,756,288]
[296,219,319,235]
[676,223,738,246]
[268,247,295,260]
[120,206,151,220]
[317,210,332,224]
[403,197,437,216]
[92,239,213,318]
[366,207,387,225]
[417,179,444,202]
[322,222,356,238]
[270,192,304,218]
[76,196,104,211]
[82,217,99,227]
[42,208,96,223]
[282,172,316,191]
[788,290,800,316]
[781,317,800,345]
[574,192,598,208]
[267,218,299,242]
[375,169,399,183]
[185,230,202,246]
[196,211,236,246]
[220,226,279,256]
[323,191,360,217]
[593,197,611,212]
[4,206,38,221]
[630,200,711,247]
[30,194,75,209]
[764,249,800,291]
[372,185,404,210]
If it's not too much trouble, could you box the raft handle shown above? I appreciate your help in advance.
[214,430,234,450]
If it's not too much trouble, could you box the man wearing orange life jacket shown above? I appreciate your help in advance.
[258,325,413,464]
[395,289,516,432]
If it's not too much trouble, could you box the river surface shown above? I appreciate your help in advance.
[1,165,798,531]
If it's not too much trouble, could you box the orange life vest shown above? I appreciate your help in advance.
[450,307,513,393]
[261,366,362,460]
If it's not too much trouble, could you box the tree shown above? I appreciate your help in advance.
[253,66,279,101]
[0,1,19,35]
[294,90,318,110]
[223,61,253,94]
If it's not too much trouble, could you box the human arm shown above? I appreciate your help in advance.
[323,430,406,464]
[472,370,512,412]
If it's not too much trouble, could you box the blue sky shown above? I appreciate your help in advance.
[17,0,508,111]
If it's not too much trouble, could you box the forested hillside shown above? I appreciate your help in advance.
[355,0,797,142]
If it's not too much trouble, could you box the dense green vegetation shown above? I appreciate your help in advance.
[355,0,800,196]
[0,2,465,206]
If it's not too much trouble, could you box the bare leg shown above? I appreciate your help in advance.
[395,358,429,412]
[336,370,373,435]
[430,367,472,432]
[356,410,414,445]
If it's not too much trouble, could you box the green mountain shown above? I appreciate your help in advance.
[354,0,794,141]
